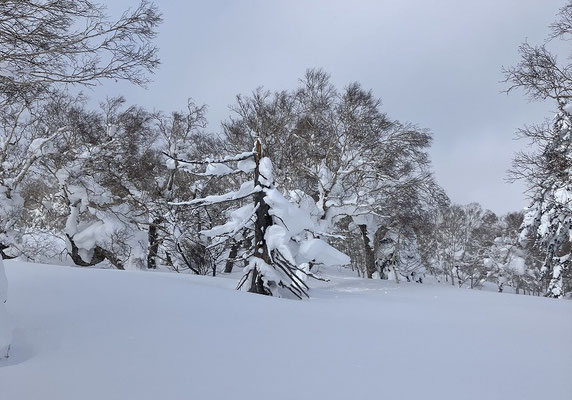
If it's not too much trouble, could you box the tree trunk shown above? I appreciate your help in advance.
[67,234,105,266]
[249,139,273,295]
[101,248,125,270]
[359,224,376,279]
[224,241,240,273]
[248,268,267,295]
[66,234,124,270]
[146,217,162,269]
[0,243,16,260]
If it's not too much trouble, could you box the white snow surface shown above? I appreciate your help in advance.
[0,258,11,358]
[1,261,571,400]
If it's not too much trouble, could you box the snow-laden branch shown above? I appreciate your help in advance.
[163,151,255,166]
[12,127,67,189]
[203,204,259,249]
[164,151,257,177]
[169,181,260,207]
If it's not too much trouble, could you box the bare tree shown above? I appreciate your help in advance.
[0,0,161,101]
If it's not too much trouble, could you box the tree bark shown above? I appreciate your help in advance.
[66,234,124,270]
[146,217,162,269]
[249,139,273,294]
[359,224,376,279]
[224,241,240,273]
[0,243,16,260]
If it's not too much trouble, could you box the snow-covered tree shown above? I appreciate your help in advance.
[376,227,426,282]
[1,0,161,254]
[484,212,542,294]
[515,108,572,298]
[454,207,499,289]
[170,139,350,298]
[486,237,527,293]
[423,203,498,288]
[0,98,62,259]
[30,97,156,270]
[153,101,231,274]
[504,1,572,298]
[223,69,442,280]
[0,1,161,356]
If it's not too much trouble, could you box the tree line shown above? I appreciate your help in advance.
[0,0,570,300]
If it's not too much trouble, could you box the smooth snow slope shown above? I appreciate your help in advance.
[1,261,571,400]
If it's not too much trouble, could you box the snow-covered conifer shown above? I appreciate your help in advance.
[171,139,349,298]
[504,2,572,297]
[517,107,572,297]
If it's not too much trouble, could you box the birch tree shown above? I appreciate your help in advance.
[0,0,161,357]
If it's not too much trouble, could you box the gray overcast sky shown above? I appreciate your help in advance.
[97,0,565,215]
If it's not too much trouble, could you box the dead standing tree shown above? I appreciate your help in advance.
[246,139,274,294]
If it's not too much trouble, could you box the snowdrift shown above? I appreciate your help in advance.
[1,261,571,400]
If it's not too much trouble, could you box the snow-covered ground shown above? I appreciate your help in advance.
[1,261,571,400]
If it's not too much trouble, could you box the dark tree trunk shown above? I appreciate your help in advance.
[146,217,163,270]
[102,249,125,270]
[176,243,200,274]
[249,139,273,295]
[0,242,16,260]
[66,234,124,270]
[164,251,176,271]
[67,234,105,266]
[248,267,268,295]
[359,224,376,279]
[224,241,240,273]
